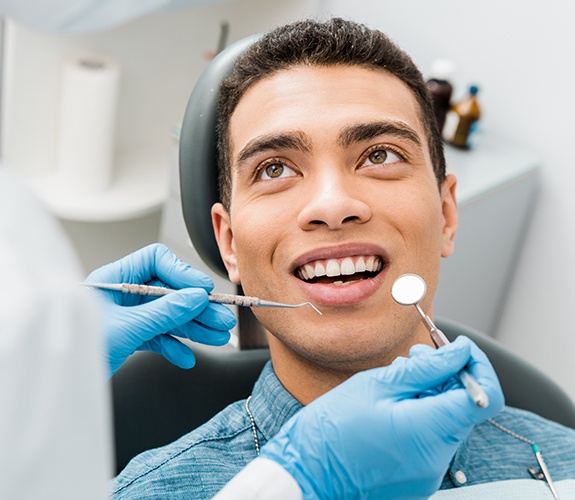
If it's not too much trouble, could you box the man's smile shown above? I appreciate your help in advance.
[296,255,385,286]
[288,244,390,305]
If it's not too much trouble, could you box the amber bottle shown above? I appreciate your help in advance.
[443,85,481,149]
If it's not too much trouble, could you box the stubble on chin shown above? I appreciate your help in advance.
[262,311,423,375]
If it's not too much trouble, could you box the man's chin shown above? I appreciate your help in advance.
[270,332,400,373]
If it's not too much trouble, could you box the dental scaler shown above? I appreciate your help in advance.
[82,282,322,315]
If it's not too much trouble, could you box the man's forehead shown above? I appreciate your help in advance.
[236,64,419,107]
[228,64,428,159]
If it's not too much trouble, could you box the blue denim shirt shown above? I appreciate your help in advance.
[113,361,575,499]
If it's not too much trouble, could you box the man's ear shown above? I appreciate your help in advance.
[211,203,241,284]
[440,174,458,258]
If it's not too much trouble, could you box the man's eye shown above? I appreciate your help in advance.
[362,149,402,167]
[258,162,296,180]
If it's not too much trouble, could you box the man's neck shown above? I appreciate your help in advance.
[268,344,349,405]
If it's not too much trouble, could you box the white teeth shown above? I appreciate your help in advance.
[341,257,355,275]
[333,279,359,287]
[365,256,376,272]
[326,259,340,277]
[298,255,383,281]
[303,263,315,279]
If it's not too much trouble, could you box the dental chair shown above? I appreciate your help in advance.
[111,36,575,474]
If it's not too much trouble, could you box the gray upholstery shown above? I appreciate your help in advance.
[179,34,259,278]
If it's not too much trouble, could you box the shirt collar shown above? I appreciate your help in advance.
[248,360,303,444]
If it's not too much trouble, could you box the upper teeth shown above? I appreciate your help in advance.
[297,256,382,281]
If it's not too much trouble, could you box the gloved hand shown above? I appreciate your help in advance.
[85,244,237,377]
[260,336,504,499]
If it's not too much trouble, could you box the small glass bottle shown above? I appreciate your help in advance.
[443,85,481,149]
[426,59,455,133]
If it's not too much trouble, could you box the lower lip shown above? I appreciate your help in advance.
[294,268,388,307]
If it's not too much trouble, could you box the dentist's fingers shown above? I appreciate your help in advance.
[124,288,211,340]
[141,244,214,291]
[193,302,237,331]
[171,323,231,346]
[141,335,197,369]
[372,337,474,396]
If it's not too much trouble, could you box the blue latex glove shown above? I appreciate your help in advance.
[260,336,504,499]
[85,244,237,376]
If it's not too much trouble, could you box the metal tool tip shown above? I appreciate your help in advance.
[305,302,322,315]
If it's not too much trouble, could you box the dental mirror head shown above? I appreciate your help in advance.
[391,274,427,306]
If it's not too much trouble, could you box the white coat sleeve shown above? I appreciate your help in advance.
[0,170,113,499]
[213,458,303,500]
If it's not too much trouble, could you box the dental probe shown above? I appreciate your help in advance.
[82,282,322,315]
[391,274,489,409]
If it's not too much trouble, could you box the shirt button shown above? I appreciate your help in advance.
[454,470,467,485]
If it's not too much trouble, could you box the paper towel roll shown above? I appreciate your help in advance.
[55,53,120,193]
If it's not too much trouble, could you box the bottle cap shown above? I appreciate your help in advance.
[469,85,479,95]
[429,59,455,81]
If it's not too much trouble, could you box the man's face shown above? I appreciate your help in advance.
[212,65,457,371]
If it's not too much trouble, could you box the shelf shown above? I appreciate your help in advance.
[445,135,540,206]
[18,146,170,222]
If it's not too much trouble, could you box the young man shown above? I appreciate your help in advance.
[114,18,575,498]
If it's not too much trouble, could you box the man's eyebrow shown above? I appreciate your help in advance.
[337,121,423,149]
[235,131,312,167]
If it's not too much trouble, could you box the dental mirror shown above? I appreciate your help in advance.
[391,273,427,306]
[390,272,490,408]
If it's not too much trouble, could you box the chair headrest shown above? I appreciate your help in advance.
[179,35,260,278]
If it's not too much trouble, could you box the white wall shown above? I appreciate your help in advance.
[318,0,575,401]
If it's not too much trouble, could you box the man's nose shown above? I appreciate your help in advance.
[297,172,372,230]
